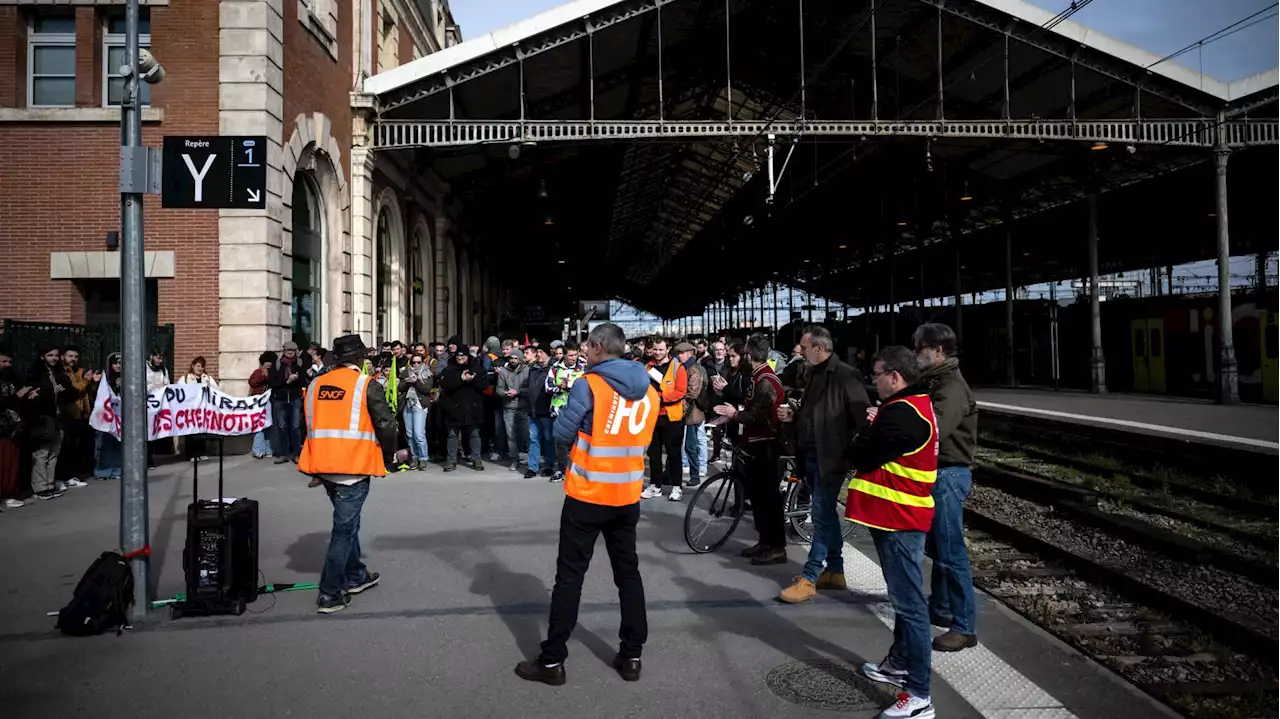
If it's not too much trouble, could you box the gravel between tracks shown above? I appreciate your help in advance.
[968,485,1279,639]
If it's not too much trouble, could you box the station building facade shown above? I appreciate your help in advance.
[0,0,507,394]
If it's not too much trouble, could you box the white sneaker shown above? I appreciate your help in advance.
[668,487,683,501]
[861,657,908,688]
[65,478,88,488]
[3,498,24,508]
[878,692,934,719]
[640,485,663,499]
[55,481,68,491]
[488,452,501,462]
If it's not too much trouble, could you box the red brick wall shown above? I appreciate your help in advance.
[283,0,352,183]
[0,1,221,374]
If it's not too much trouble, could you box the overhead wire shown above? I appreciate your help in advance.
[1145,3,1279,69]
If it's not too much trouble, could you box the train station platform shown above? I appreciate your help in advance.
[0,457,1175,719]
[975,387,1279,452]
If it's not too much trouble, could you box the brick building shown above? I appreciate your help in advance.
[0,0,507,394]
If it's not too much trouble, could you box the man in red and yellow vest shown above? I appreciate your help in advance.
[639,336,687,500]
[515,322,659,687]
[845,346,939,719]
[298,334,399,615]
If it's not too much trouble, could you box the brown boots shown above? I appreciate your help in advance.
[777,571,847,603]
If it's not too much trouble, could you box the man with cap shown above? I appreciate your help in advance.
[269,340,307,464]
[298,334,401,614]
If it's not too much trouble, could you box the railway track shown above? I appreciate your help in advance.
[967,425,1278,719]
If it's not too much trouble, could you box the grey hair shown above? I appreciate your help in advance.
[802,325,834,353]
[587,322,626,358]
[912,322,958,357]
[875,345,922,385]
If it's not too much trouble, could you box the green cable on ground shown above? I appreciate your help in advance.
[149,582,320,608]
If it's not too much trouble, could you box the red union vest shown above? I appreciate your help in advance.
[566,374,660,507]
[845,393,938,532]
[297,367,387,478]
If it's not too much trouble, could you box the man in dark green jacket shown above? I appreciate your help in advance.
[913,322,979,652]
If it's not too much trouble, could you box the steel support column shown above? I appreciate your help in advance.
[1214,114,1239,404]
[953,245,963,347]
[1004,225,1016,386]
[1086,193,1107,394]
[772,282,779,331]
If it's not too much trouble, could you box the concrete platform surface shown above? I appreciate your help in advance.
[0,459,1174,719]
[976,387,1279,450]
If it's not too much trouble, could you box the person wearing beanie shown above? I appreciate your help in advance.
[481,336,504,461]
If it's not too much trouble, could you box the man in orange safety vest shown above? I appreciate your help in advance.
[515,322,659,686]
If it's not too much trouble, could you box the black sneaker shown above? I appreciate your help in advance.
[346,571,380,595]
[316,594,350,614]
[471,460,484,471]
[550,471,564,483]
[273,457,290,465]
[523,470,538,479]
[442,463,457,472]
[35,490,63,500]
[514,658,566,686]
[612,654,641,682]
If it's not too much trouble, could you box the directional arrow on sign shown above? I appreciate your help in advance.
[247,188,260,203]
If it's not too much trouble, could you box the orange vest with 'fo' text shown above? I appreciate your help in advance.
[566,374,660,507]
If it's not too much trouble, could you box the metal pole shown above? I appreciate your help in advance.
[935,5,944,121]
[724,0,732,121]
[798,0,806,119]
[1005,225,1016,386]
[657,1,664,121]
[772,282,779,330]
[869,8,878,121]
[953,244,963,347]
[1086,193,1107,394]
[120,0,150,620]
[587,20,595,122]
[1214,113,1238,404]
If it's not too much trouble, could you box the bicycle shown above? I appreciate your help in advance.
[682,443,857,553]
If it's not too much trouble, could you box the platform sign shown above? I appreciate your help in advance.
[578,300,611,320]
[161,136,267,209]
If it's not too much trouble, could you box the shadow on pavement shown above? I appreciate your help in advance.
[286,532,331,573]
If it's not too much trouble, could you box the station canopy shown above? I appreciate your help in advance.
[366,0,1279,318]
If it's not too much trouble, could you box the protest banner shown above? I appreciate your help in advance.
[90,376,272,441]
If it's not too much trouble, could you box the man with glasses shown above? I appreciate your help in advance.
[849,346,939,719]
[912,323,979,652]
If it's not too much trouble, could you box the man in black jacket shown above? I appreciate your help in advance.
[778,326,870,603]
[24,346,75,499]
[522,346,556,478]
[438,345,489,472]
[700,340,729,462]
[913,322,979,652]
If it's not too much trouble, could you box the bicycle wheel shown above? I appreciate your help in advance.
[684,472,746,553]
[786,481,858,543]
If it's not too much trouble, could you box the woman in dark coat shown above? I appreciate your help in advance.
[437,346,489,471]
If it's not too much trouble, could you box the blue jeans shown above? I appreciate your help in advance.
[682,422,707,483]
[870,528,931,698]
[319,478,371,599]
[94,431,122,479]
[927,465,977,635]
[252,429,273,456]
[800,450,844,582]
[272,398,302,459]
[404,404,429,460]
[527,416,555,472]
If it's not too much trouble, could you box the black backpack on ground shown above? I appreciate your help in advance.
[56,551,134,636]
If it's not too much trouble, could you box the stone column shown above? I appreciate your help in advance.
[1213,112,1239,404]
[350,107,377,344]
[218,0,285,396]
[1086,193,1108,394]
[433,215,451,340]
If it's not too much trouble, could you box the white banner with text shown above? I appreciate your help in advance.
[89,377,272,441]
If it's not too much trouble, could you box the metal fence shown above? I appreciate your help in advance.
[0,320,175,376]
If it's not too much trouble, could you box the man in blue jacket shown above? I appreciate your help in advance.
[515,322,657,686]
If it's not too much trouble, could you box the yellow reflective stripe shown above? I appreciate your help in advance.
[848,477,935,508]
[883,461,937,485]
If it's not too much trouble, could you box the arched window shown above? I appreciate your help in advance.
[376,209,392,344]
[291,173,324,348]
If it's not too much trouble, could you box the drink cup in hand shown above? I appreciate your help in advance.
[867,404,879,422]
[777,405,793,422]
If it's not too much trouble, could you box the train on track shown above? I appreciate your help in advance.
[756,289,1278,404]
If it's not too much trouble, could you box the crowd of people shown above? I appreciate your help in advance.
[0,344,235,508]
[502,320,977,719]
